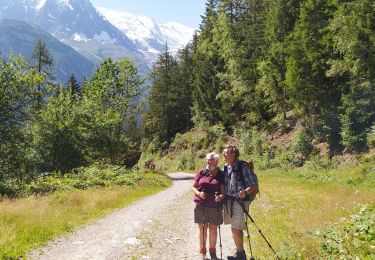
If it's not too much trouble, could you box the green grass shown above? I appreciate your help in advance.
[0,172,171,259]
[246,170,375,259]
[0,165,150,198]
[2,159,373,259]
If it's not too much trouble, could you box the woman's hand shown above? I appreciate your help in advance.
[214,194,224,202]
[199,191,206,200]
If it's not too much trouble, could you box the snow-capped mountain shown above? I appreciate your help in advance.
[0,0,196,74]
[97,7,196,61]
[1,0,133,45]
[160,22,196,51]
[0,0,149,73]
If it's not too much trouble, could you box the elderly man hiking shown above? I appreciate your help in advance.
[223,145,258,260]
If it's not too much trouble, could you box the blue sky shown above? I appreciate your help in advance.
[90,0,206,28]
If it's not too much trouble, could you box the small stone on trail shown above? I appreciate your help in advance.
[164,238,173,244]
[125,237,140,245]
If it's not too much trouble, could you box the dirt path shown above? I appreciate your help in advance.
[29,173,237,260]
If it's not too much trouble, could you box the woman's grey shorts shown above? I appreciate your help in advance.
[194,204,223,225]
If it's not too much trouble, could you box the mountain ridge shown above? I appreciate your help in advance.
[0,0,196,78]
[97,6,196,62]
[0,0,148,71]
[0,18,95,83]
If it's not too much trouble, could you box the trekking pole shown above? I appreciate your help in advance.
[201,190,207,258]
[239,187,255,260]
[215,192,223,260]
[238,187,254,260]
[202,204,205,257]
[244,212,254,260]
[237,199,280,260]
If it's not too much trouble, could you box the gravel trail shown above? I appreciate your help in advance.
[29,173,237,260]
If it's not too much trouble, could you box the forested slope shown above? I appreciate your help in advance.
[142,0,374,156]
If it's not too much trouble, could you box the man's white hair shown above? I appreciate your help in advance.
[206,152,219,161]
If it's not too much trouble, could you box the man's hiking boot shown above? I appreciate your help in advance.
[210,252,220,260]
[227,250,246,260]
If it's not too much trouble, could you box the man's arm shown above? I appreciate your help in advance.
[240,162,258,198]
[242,162,258,186]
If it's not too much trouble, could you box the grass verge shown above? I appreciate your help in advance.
[0,172,171,259]
[246,171,374,259]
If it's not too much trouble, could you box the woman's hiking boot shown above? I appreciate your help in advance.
[210,252,220,260]
[200,248,209,260]
[201,253,209,260]
[209,248,219,260]
[227,250,246,260]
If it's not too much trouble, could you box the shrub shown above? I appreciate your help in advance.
[277,241,301,259]
[27,178,68,194]
[317,204,374,259]
[21,165,143,196]
[273,149,294,171]
[259,150,272,170]
[287,129,313,167]
[236,127,268,160]
[176,124,226,151]
[367,125,375,149]
[176,150,197,171]
[291,129,312,156]
[303,155,331,172]
[156,124,227,172]
[0,181,21,198]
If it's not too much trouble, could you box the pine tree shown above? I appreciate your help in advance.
[0,54,42,182]
[175,44,194,131]
[327,0,375,151]
[213,0,269,126]
[31,38,55,109]
[143,45,180,149]
[31,38,54,76]
[66,74,81,99]
[256,0,301,126]
[285,0,339,138]
[192,0,224,125]
[213,4,240,126]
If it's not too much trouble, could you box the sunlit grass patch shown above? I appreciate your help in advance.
[246,173,375,259]
[0,172,171,259]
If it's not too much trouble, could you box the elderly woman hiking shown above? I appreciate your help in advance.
[192,152,225,260]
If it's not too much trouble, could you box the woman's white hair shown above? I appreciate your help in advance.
[206,152,219,162]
